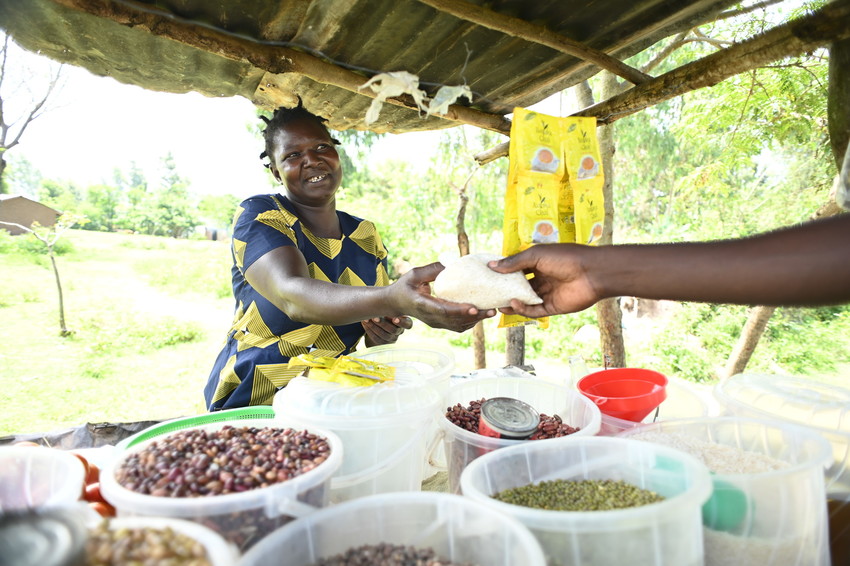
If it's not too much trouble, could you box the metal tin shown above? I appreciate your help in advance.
[479,397,540,439]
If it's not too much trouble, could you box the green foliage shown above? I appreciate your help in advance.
[198,194,240,229]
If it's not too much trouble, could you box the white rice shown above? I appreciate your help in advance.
[629,431,790,474]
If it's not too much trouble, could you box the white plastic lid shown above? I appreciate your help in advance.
[274,374,441,426]
[714,373,850,432]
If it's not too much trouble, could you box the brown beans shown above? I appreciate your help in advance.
[308,543,477,566]
[85,521,212,566]
[445,399,580,439]
[114,426,330,497]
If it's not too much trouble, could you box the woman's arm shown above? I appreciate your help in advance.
[246,246,495,332]
[491,214,850,317]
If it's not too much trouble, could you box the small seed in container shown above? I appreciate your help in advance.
[85,520,212,566]
[478,397,540,439]
[493,478,664,511]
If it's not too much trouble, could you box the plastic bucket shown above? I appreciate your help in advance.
[100,418,342,552]
[439,376,601,494]
[714,373,850,564]
[460,435,712,566]
[274,368,442,503]
[619,416,833,566]
[349,344,455,476]
[237,492,546,566]
[577,368,667,422]
[0,446,86,511]
[597,375,711,436]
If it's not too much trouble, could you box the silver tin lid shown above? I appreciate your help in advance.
[480,397,540,438]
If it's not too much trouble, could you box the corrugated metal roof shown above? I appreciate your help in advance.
[1,0,742,133]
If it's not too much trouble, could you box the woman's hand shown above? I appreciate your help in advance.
[362,315,413,347]
[391,262,496,333]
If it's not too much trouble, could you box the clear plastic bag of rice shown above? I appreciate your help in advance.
[434,253,543,309]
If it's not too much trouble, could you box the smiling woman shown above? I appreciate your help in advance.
[203,100,495,411]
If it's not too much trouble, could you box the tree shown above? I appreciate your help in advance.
[0,212,86,336]
[0,33,63,193]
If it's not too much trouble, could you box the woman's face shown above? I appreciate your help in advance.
[269,118,342,206]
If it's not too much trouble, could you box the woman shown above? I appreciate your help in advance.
[204,101,494,410]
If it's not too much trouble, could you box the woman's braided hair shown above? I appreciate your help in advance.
[259,97,340,168]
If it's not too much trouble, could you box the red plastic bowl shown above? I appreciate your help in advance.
[577,368,667,422]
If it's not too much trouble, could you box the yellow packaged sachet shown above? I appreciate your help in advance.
[562,117,605,245]
[500,109,604,328]
[289,353,395,387]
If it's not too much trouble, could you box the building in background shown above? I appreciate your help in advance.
[0,194,61,235]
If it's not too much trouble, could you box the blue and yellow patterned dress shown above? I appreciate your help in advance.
[204,194,390,410]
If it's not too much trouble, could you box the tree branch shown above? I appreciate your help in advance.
[475,0,850,165]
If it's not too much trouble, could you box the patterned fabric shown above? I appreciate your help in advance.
[204,194,389,409]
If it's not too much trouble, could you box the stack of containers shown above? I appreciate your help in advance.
[439,376,601,493]
[714,373,850,564]
[348,344,455,476]
[100,416,343,552]
[460,436,713,566]
[238,492,547,566]
[274,345,451,503]
[619,416,833,566]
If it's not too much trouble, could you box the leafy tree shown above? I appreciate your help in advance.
[0,33,63,193]
[37,178,82,213]
[3,155,42,197]
[198,193,240,229]
[153,152,198,238]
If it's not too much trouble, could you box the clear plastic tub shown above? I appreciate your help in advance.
[348,344,455,477]
[237,491,546,566]
[619,416,833,566]
[0,446,85,511]
[274,352,443,503]
[598,375,711,435]
[460,435,712,566]
[439,376,601,493]
[99,418,342,552]
[714,373,850,564]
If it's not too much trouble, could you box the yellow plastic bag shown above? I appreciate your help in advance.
[500,109,604,328]
[288,353,395,387]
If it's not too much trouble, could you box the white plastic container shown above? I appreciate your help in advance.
[0,446,85,511]
[714,373,850,564]
[460,436,712,566]
[91,517,240,566]
[619,416,833,566]
[238,491,546,566]
[598,375,712,435]
[99,418,342,552]
[349,344,455,476]
[439,376,601,493]
[274,354,443,503]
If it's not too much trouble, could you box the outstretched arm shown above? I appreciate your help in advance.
[247,247,495,332]
[490,214,850,317]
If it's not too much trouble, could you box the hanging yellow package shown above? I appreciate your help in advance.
[500,108,605,328]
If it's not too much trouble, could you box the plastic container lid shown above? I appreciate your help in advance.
[715,373,850,498]
[274,373,442,425]
[352,344,454,386]
[714,373,850,432]
[0,447,86,511]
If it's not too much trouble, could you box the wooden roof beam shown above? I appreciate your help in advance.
[476,0,850,165]
[49,0,513,135]
[415,0,653,86]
